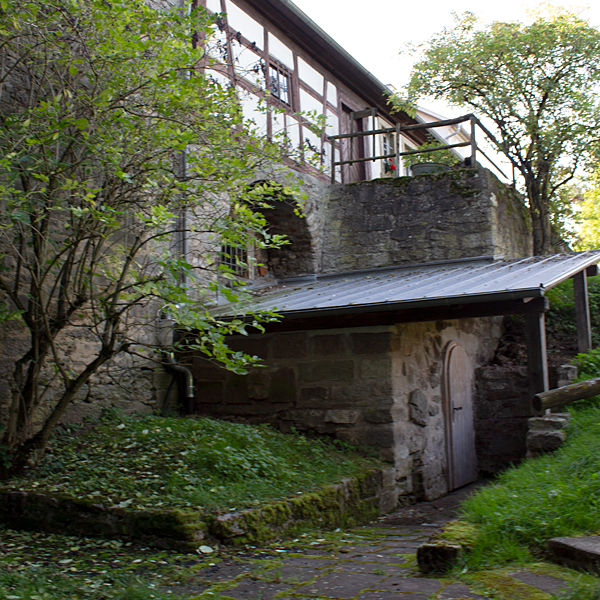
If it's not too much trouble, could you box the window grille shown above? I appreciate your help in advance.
[220,244,249,278]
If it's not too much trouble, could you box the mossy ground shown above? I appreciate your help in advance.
[3,410,381,514]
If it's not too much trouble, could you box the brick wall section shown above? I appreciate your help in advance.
[320,168,532,273]
[474,365,531,475]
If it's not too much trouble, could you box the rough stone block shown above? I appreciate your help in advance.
[247,372,270,400]
[526,430,566,454]
[299,360,354,383]
[226,336,270,360]
[363,407,394,424]
[268,367,297,402]
[417,543,462,574]
[548,536,600,574]
[324,409,360,424]
[197,380,224,404]
[350,332,392,355]
[330,380,393,403]
[310,334,346,357]
[297,386,329,408]
[528,414,570,432]
[409,389,429,427]
[273,333,308,360]
[360,356,392,379]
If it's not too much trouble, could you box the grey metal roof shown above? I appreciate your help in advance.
[213,252,600,320]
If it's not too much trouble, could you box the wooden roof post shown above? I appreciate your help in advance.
[573,269,592,354]
[525,311,549,412]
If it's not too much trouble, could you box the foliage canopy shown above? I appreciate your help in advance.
[404,11,600,255]
[0,0,294,477]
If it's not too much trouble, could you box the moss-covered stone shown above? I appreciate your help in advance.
[0,467,388,549]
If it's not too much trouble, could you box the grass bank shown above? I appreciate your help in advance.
[454,401,600,570]
[4,410,381,513]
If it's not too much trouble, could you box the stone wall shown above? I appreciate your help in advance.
[474,365,531,475]
[319,169,532,273]
[192,316,502,504]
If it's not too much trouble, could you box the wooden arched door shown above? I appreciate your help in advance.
[443,341,477,490]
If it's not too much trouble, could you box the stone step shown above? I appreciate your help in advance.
[548,536,600,574]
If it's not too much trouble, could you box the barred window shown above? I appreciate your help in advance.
[220,244,249,278]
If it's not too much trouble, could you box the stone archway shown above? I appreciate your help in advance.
[252,181,315,278]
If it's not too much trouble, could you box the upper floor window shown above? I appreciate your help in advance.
[269,62,291,106]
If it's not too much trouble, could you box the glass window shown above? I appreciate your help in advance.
[269,63,291,106]
[220,244,248,277]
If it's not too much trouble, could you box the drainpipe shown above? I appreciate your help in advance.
[163,351,195,415]
[157,310,196,415]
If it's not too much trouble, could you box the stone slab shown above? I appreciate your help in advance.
[195,561,258,582]
[548,536,600,574]
[294,571,387,598]
[508,571,570,594]
[356,592,429,600]
[371,576,443,594]
[331,562,411,575]
[261,566,323,583]
[220,580,292,600]
[342,552,408,565]
[280,556,340,568]
[437,582,488,599]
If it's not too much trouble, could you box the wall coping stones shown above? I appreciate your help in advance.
[0,468,395,550]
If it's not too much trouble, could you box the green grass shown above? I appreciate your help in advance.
[4,410,380,512]
[459,401,600,569]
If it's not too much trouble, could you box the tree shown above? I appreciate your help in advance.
[403,11,600,255]
[0,0,294,478]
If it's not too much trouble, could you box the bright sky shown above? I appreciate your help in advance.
[292,0,600,117]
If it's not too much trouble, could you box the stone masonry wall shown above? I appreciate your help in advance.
[474,365,531,475]
[192,316,502,505]
[319,168,532,273]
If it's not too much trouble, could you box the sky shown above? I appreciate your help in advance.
[292,0,600,117]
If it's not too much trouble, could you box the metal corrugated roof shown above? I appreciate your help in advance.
[213,251,600,319]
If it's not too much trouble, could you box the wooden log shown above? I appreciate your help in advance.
[533,377,600,412]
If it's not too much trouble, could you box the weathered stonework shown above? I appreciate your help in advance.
[319,169,531,273]
[474,365,531,475]
[192,317,502,504]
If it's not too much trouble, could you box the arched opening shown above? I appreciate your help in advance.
[251,181,315,279]
[442,341,477,490]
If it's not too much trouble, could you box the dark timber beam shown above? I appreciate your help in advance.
[573,270,592,353]
[253,296,549,334]
[525,312,549,407]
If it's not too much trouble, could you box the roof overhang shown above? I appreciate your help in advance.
[213,252,600,334]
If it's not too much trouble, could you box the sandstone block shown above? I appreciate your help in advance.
[324,409,360,424]
[273,333,308,360]
[350,332,392,355]
[310,334,346,357]
[527,430,566,454]
[528,414,570,432]
[299,360,354,383]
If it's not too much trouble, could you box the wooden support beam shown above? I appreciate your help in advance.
[573,269,592,353]
[251,297,549,334]
[525,312,549,404]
